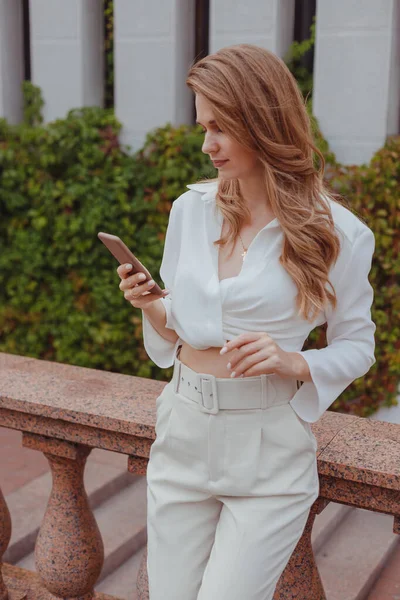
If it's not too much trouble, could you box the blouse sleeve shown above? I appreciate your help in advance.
[289,226,376,423]
[141,200,182,368]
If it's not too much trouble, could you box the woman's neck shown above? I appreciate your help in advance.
[238,175,274,221]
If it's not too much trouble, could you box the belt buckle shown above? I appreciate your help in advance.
[198,375,219,415]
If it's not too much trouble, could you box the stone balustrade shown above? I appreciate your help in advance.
[0,351,399,599]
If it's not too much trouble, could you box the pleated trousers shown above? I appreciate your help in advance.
[146,354,319,600]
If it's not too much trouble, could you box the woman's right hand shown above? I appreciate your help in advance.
[117,263,170,309]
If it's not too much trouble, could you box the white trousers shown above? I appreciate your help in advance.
[146,356,319,600]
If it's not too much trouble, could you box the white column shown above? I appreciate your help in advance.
[210,0,295,58]
[0,0,24,124]
[29,0,104,122]
[313,0,400,165]
[114,0,195,151]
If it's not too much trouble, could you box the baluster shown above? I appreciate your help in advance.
[394,515,400,534]
[130,455,149,600]
[137,546,148,600]
[274,498,327,599]
[0,488,11,600]
[22,433,104,599]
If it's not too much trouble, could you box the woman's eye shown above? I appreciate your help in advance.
[202,128,223,134]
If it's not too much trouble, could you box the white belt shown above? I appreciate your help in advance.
[172,356,298,415]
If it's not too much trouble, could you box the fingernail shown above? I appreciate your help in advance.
[147,279,155,286]
[220,347,227,355]
[227,362,231,370]
[138,273,146,280]
[126,264,133,270]
[230,372,236,378]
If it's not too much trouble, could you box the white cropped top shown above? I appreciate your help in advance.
[142,181,376,423]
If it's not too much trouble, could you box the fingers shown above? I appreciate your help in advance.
[117,263,147,284]
[129,290,160,308]
[116,263,151,302]
[227,349,267,378]
[220,332,261,355]
[118,269,148,291]
[226,341,263,368]
[128,288,169,306]
[237,358,277,378]
[117,263,134,279]
[123,278,155,300]
[117,263,169,307]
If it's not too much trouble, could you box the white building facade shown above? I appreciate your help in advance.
[0,0,399,165]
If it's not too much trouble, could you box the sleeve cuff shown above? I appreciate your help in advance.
[289,349,353,423]
[141,298,180,368]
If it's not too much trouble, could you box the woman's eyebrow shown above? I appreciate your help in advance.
[196,119,216,126]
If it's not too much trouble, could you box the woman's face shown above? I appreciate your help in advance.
[195,93,261,181]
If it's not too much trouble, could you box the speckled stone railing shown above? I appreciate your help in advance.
[0,352,164,600]
[1,352,400,600]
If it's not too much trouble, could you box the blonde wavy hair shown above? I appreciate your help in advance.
[186,44,347,323]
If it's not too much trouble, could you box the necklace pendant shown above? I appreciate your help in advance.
[241,250,247,261]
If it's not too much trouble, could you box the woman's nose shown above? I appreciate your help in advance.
[202,133,219,155]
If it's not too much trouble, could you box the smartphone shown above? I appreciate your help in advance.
[98,232,164,296]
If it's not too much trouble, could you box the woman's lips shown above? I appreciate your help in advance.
[212,160,229,167]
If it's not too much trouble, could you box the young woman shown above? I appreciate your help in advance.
[118,44,376,600]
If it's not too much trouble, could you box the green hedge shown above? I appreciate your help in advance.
[325,137,400,416]
[0,85,398,416]
[0,86,214,381]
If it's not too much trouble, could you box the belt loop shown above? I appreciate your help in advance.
[260,374,268,409]
[173,359,181,394]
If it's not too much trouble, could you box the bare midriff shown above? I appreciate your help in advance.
[177,214,277,378]
[179,341,241,378]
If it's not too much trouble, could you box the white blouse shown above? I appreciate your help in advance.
[142,181,376,423]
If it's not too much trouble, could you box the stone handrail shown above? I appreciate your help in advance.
[0,351,399,599]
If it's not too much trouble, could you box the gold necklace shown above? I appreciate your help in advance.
[238,233,248,261]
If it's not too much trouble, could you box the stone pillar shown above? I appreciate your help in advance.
[0,0,24,124]
[22,433,104,599]
[114,0,196,151]
[137,546,148,600]
[273,498,327,599]
[394,515,400,534]
[29,0,104,122]
[210,0,295,58]
[0,488,12,600]
[313,0,400,165]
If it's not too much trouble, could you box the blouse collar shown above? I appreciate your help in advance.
[186,181,218,202]
[186,181,280,230]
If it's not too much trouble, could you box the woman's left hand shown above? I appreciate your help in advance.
[220,332,308,380]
